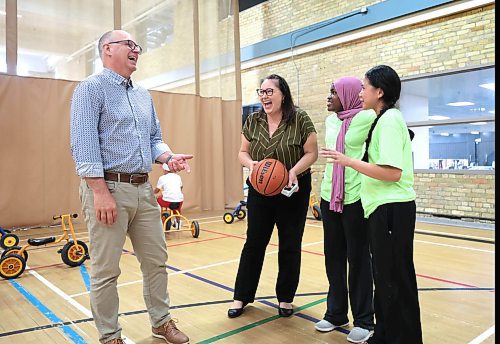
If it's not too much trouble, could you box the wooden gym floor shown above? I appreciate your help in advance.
[0,209,495,343]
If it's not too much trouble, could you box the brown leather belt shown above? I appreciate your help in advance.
[104,172,149,185]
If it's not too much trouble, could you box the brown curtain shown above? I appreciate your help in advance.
[0,75,243,228]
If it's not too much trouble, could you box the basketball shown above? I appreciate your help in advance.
[250,158,289,196]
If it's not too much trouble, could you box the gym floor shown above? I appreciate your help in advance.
[0,209,495,343]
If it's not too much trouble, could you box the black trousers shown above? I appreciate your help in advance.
[368,201,423,344]
[233,173,311,303]
[320,199,374,330]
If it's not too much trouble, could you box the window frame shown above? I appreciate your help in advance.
[400,64,495,174]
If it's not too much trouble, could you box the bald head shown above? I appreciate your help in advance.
[98,31,114,59]
[98,30,132,59]
[97,30,139,78]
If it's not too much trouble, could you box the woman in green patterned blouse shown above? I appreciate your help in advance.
[228,74,318,318]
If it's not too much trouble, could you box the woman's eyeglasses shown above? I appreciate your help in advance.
[256,88,274,97]
[106,40,143,54]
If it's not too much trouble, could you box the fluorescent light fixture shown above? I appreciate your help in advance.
[470,131,480,134]
[479,83,495,91]
[447,101,474,106]
[488,110,495,114]
[470,122,487,125]
[440,132,449,136]
[428,115,450,120]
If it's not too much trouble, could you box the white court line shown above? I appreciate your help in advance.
[414,240,494,253]
[468,325,495,344]
[304,222,494,253]
[70,240,324,298]
[416,228,494,242]
[29,268,93,317]
[28,267,136,344]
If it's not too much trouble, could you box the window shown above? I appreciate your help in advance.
[242,103,261,126]
[400,66,495,170]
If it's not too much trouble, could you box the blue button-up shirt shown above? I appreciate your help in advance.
[70,68,169,177]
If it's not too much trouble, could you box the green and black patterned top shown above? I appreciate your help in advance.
[242,108,316,177]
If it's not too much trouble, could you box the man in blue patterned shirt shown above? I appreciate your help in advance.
[70,30,191,344]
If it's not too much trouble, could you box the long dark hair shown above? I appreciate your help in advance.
[264,74,296,124]
[365,65,401,116]
[362,65,406,162]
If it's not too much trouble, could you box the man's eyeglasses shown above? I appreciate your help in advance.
[106,40,143,54]
[256,88,274,97]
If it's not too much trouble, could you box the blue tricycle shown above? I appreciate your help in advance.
[223,200,247,224]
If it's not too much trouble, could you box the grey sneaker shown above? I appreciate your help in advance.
[347,327,373,343]
[314,319,349,332]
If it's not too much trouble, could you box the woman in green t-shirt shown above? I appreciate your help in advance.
[327,65,423,344]
[317,76,375,343]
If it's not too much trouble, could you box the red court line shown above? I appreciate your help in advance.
[202,228,490,290]
[167,235,231,247]
[26,262,67,271]
[416,273,494,292]
[202,228,323,256]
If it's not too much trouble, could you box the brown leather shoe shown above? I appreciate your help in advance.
[103,338,124,344]
[152,319,189,344]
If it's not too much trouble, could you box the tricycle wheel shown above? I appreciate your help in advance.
[161,211,170,223]
[165,218,172,231]
[223,212,234,224]
[61,240,89,267]
[0,254,26,279]
[312,204,322,221]
[191,221,200,238]
[0,233,19,249]
[237,209,246,220]
[1,246,28,261]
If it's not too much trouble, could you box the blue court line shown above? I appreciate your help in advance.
[79,264,91,292]
[167,265,235,292]
[9,279,87,343]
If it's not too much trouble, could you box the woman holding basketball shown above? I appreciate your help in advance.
[316,76,375,343]
[325,65,423,343]
[228,74,318,318]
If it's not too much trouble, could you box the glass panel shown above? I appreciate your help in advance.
[17,0,113,80]
[198,0,236,99]
[401,67,495,122]
[400,66,495,170]
[128,0,196,95]
[412,122,495,170]
[0,0,5,73]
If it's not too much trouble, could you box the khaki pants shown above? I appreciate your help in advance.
[80,179,171,343]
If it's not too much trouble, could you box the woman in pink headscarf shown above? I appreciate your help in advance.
[315,77,376,343]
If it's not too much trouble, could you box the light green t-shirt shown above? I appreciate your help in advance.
[321,110,376,204]
[361,108,416,218]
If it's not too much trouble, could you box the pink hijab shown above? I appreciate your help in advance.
[330,77,363,212]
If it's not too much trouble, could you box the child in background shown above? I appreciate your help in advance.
[154,163,184,228]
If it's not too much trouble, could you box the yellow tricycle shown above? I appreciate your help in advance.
[0,214,89,280]
[161,205,200,238]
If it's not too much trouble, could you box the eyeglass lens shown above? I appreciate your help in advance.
[256,88,274,96]
[108,40,143,54]
[126,40,143,54]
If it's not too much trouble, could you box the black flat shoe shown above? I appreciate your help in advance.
[228,302,248,318]
[278,307,293,317]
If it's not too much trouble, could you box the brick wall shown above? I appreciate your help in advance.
[414,172,495,222]
[239,1,495,221]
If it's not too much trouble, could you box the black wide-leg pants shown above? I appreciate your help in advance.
[233,173,311,303]
[320,198,374,329]
[368,201,423,344]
